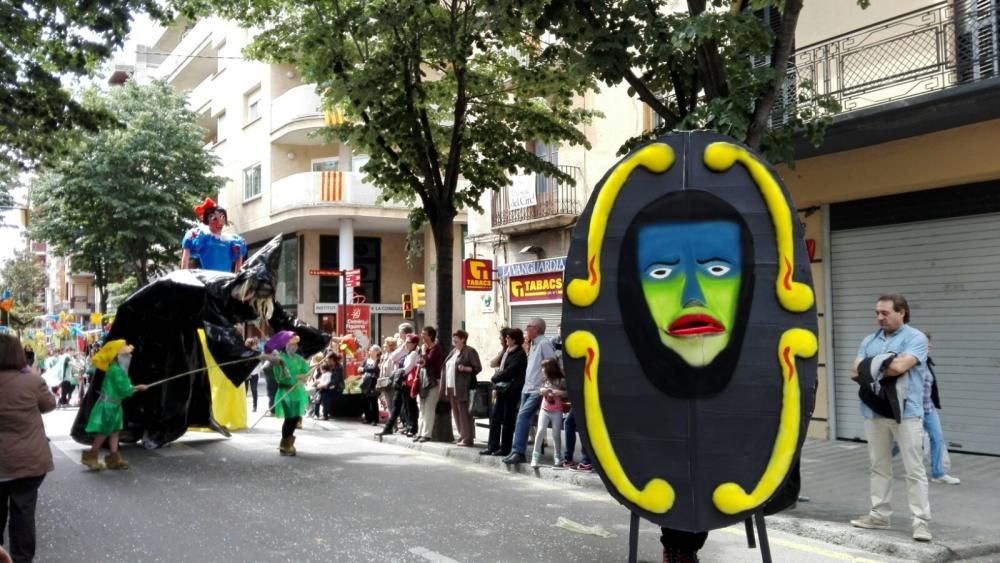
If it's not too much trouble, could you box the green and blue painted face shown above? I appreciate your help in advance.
[637,221,742,367]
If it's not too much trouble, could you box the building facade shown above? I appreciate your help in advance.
[145,17,466,345]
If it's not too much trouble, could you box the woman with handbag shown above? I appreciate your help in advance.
[482,328,527,456]
[415,326,444,443]
[378,334,420,436]
[442,330,482,447]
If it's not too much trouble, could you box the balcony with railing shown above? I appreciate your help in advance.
[269,171,410,216]
[780,1,998,120]
[491,165,583,234]
[155,19,218,91]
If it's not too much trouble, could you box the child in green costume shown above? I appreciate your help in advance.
[82,340,148,470]
[263,331,309,456]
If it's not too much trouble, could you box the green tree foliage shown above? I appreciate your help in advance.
[183,0,597,341]
[0,0,163,201]
[107,276,139,312]
[0,248,47,310]
[534,0,867,163]
[30,81,223,312]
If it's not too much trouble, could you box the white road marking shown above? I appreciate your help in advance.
[408,547,464,563]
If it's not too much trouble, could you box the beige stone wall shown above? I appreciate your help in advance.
[778,119,1000,207]
[796,0,938,48]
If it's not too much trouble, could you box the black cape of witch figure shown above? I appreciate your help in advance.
[72,235,329,448]
[561,131,818,552]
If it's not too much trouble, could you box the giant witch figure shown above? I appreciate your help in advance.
[71,235,328,447]
[561,131,818,532]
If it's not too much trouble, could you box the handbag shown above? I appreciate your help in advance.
[375,374,392,392]
[493,381,512,394]
[469,383,491,418]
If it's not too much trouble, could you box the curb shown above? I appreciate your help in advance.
[363,427,1000,563]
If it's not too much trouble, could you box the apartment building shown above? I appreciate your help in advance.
[462,0,1000,454]
[145,17,466,345]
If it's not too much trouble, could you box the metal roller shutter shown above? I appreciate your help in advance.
[509,304,563,337]
[830,212,1000,455]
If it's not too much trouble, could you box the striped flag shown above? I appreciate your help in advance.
[324,108,346,126]
[321,171,344,201]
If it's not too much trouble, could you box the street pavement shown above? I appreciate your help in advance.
[377,417,1000,563]
[31,403,941,563]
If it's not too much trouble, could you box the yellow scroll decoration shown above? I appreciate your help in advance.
[566,144,675,308]
[566,330,675,514]
[703,143,814,313]
[712,328,817,514]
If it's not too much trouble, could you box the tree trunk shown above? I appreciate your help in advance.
[430,210,456,356]
[98,286,108,315]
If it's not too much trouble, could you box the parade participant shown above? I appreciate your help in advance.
[81,340,148,470]
[263,331,310,456]
[180,197,247,273]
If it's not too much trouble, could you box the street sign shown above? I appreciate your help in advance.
[309,269,341,277]
[345,268,362,288]
[462,258,494,291]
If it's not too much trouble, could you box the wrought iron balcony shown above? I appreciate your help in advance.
[777,0,999,121]
[491,165,583,233]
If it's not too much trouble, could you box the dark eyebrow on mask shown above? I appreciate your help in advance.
[696,257,732,264]
[645,259,680,266]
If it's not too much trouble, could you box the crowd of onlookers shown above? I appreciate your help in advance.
[365,319,594,472]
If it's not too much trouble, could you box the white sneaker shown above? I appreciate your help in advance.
[850,514,890,529]
[931,474,960,485]
[912,521,932,542]
[530,452,541,468]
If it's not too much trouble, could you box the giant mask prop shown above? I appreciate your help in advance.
[561,131,818,531]
[72,235,329,447]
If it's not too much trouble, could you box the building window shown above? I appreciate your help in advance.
[216,111,226,142]
[351,153,370,172]
[311,157,340,172]
[243,164,261,201]
[244,87,261,124]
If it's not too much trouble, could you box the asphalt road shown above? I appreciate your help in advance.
[33,407,915,563]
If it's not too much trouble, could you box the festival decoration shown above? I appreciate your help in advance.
[561,131,818,532]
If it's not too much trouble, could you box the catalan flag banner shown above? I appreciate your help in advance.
[321,171,344,202]
[324,108,347,126]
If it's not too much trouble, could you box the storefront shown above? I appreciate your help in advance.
[498,257,566,334]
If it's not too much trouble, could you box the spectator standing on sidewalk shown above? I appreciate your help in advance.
[415,326,444,443]
[921,331,960,485]
[0,334,56,563]
[504,318,556,465]
[482,328,525,457]
[850,294,932,542]
[554,406,593,472]
[442,330,482,447]
[379,334,420,437]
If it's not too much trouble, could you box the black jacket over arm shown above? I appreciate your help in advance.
[491,346,526,396]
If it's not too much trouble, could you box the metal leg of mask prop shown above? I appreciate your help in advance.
[142,355,264,389]
[627,512,640,563]
[744,510,773,563]
[249,381,303,430]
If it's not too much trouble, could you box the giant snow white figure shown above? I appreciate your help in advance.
[561,131,818,532]
[72,235,329,447]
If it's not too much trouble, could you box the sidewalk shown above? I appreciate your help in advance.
[353,418,1000,563]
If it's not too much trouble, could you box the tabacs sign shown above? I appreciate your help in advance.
[509,271,563,303]
[462,258,494,291]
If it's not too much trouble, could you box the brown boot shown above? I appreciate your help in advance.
[279,438,292,456]
[81,450,104,471]
[104,452,130,470]
[288,436,297,456]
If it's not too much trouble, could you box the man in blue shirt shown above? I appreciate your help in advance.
[181,198,246,273]
[503,317,556,465]
[849,294,932,542]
